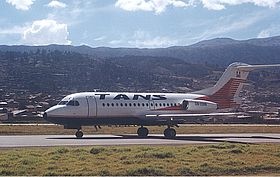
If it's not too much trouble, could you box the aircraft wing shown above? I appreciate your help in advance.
[146,112,243,118]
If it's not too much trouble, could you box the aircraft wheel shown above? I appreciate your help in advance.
[137,127,149,137]
[75,130,83,139]
[164,128,176,139]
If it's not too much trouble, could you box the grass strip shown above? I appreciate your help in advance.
[0,143,280,176]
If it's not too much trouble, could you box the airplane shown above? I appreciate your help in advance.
[43,62,280,138]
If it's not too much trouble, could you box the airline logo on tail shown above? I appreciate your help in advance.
[195,62,280,109]
[199,78,246,109]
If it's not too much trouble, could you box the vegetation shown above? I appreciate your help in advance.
[0,50,210,93]
[0,124,279,135]
[0,143,280,176]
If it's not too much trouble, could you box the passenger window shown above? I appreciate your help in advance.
[133,103,136,107]
[167,103,169,106]
[107,103,110,107]
[151,103,153,106]
[138,103,140,106]
[102,103,105,107]
[120,103,123,107]
[125,103,127,106]
[159,103,162,107]
[146,103,149,107]
[163,103,165,106]
[129,103,132,106]
[155,103,158,107]
[111,103,114,107]
[142,103,145,107]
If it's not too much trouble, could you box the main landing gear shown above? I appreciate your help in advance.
[137,126,149,137]
[164,127,176,139]
[137,126,177,139]
[75,129,83,139]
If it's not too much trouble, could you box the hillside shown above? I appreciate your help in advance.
[0,50,213,94]
[1,36,280,66]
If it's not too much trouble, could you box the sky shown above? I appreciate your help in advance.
[0,0,280,48]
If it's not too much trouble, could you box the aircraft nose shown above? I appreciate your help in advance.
[43,112,48,120]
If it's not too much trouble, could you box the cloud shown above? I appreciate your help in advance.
[115,0,280,12]
[22,19,71,45]
[183,12,266,44]
[128,30,178,47]
[94,36,107,41]
[257,25,280,38]
[107,30,177,48]
[115,0,191,14]
[0,26,26,35]
[257,29,270,38]
[47,0,67,9]
[200,0,280,10]
[212,14,262,34]
[130,37,178,47]
[109,40,123,45]
[6,0,35,11]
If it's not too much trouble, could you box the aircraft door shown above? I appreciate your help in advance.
[182,100,189,110]
[86,96,97,118]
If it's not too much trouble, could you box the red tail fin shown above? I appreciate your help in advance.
[194,62,280,109]
[198,78,246,109]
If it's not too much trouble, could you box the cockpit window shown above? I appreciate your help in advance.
[67,100,80,106]
[58,101,68,105]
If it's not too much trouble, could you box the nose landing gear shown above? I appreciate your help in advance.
[75,130,83,139]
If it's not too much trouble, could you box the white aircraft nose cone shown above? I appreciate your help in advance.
[45,105,65,117]
[45,105,58,114]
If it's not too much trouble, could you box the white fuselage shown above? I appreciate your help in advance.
[44,92,218,126]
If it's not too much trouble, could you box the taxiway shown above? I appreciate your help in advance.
[0,133,280,147]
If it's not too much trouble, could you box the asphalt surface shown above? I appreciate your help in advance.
[0,133,280,147]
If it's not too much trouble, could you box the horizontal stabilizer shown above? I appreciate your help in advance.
[237,64,280,71]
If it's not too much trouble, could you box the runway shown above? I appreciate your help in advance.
[0,133,280,147]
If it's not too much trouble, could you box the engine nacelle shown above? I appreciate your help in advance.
[181,99,217,113]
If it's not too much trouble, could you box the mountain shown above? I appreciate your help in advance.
[0,50,213,94]
[189,36,280,47]
[0,36,280,66]
[0,36,279,112]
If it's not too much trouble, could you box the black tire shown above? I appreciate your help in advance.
[75,130,83,139]
[137,127,149,137]
[164,128,176,139]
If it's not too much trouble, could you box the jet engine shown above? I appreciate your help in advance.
[181,99,217,113]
